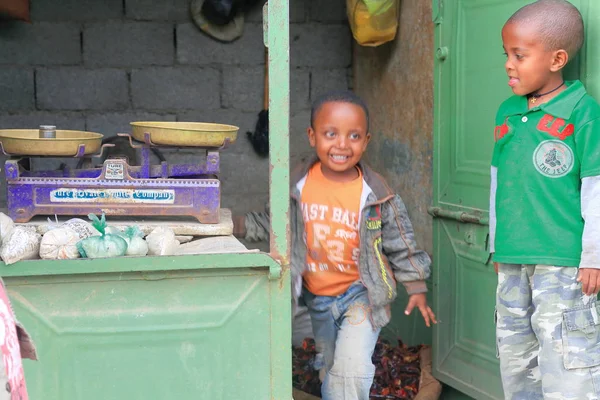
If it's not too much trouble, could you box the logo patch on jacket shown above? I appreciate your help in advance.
[533,140,574,178]
[366,205,382,230]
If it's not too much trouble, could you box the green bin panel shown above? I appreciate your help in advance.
[1,252,290,400]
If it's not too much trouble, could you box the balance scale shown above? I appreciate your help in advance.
[0,122,238,224]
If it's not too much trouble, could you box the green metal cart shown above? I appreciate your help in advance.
[0,1,291,399]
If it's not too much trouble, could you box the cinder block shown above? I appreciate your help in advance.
[170,147,269,200]
[0,22,80,65]
[31,0,123,20]
[220,151,269,196]
[0,112,86,130]
[246,0,306,23]
[309,0,347,22]
[0,69,34,111]
[162,149,207,165]
[84,22,174,67]
[222,192,269,217]
[290,110,315,167]
[290,24,351,68]
[223,66,308,112]
[310,68,350,101]
[177,23,264,65]
[86,112,177,137]
[125,0,191,21]
[291,68,310,111]
[37,68,129,110]
[30,157,80,174]
[222,66,264,112]
[347,67,354,90]
[131,67,220,110]
[180,107,313,165]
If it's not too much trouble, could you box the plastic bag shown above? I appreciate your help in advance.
[62,218,101,239]
[0,213,15,244]
[39,227,80,260]
[346,0,398,46]
[0,226,41,265]
[76,214,128,259]
[146,227,180,256]
[104,226,122,236]
[122,226,148,256]
[105,226,148,256]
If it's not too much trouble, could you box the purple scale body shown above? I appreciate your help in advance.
[4,134,223,224]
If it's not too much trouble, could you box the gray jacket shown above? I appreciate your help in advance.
[245,158,431,329]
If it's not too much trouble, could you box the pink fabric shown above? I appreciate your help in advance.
[0,286,27,400]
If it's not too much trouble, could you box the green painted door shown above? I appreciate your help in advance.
[431,0,592,399]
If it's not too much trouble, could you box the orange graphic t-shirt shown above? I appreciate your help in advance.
[301,163,363,296]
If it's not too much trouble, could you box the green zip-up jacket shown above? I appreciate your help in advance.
[244,158,431,329]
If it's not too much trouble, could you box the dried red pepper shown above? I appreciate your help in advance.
[292,338,422,399]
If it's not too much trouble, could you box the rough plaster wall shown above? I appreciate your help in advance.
[352,0,434,346]
[353,0,433,255]
[0,0,352,217]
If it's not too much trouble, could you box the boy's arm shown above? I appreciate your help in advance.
[574,115,600,294]
[490,109,504,269]
[489,166,498,253]
[579,176,600,269]
[575,117,600,269]
[577,176,600,295]
[490,166,499,273]
[380,195,431,295]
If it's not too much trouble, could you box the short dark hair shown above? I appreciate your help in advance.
[507,0,584,58]
[310,90,370,132]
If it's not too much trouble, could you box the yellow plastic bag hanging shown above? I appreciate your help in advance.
[346,0,399,47]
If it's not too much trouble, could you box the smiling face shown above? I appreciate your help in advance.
[502,21,567,98]
[307,101,371,182]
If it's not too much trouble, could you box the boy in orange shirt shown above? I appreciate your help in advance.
[239,91,436,399]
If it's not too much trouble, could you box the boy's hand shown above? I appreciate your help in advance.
[405,293,437,327]
[494,262,499,274]
[577,268,600,296]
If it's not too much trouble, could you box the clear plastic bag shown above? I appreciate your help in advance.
[39,227,80,260]
[61,218,101,240]
[122,226,148,256]
[76,214,128,259]
[346,0,398,46]
[0,212,15,244]
[1,226,40,265]
[146,227,180,256]
[105,226,148,256]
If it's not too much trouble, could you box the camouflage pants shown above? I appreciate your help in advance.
[496,264,600,400]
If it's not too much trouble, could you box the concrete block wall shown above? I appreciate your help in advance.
[0,0,352,216]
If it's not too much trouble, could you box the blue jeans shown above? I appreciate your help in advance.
[303,283,381,400]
